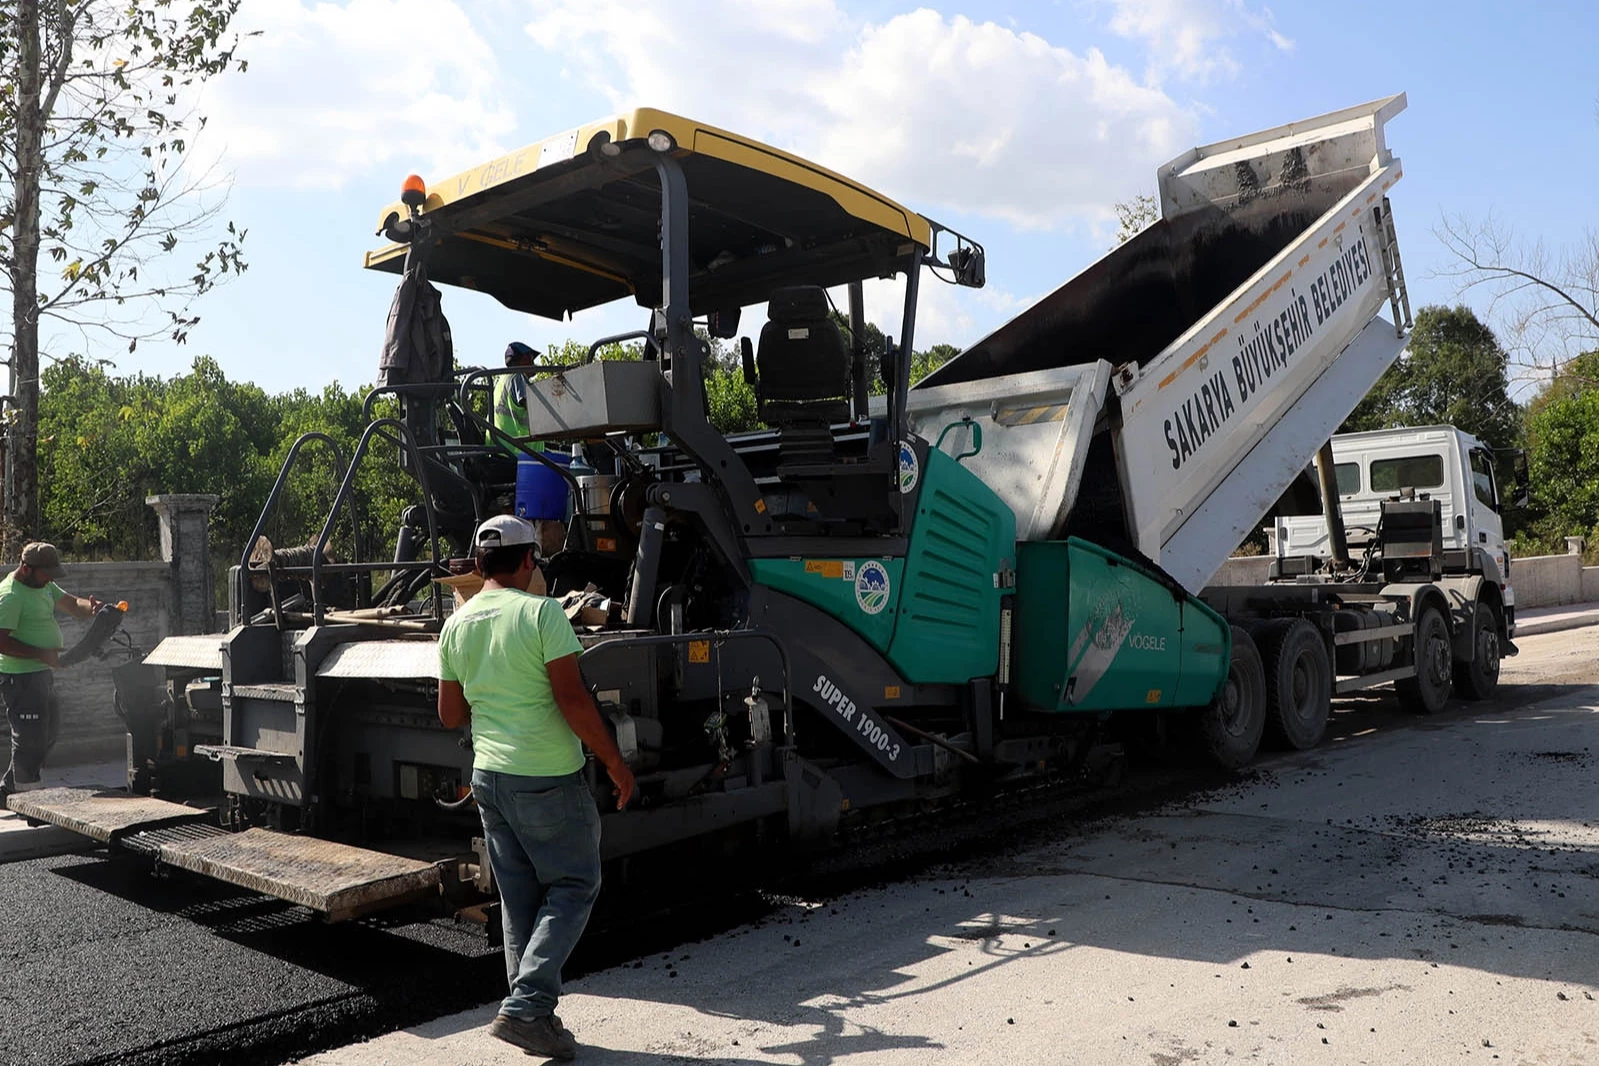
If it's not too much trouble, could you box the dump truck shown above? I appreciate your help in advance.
[10,92,1513,926]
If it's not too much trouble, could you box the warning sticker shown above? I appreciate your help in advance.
[688,641,710,664]
[805,560,845,579]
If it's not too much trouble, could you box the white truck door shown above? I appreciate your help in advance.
[1464,438,1511,591]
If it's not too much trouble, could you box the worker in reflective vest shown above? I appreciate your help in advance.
[493,342,544,456]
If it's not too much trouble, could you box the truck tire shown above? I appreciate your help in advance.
[1397,606,1452,714]
[1259,618,1332,750]
[1452,603,1500,702]
[1200,626,1267,770]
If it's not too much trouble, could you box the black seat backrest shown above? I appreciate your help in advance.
[756,286,851,425]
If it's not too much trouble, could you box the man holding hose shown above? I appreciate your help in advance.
[0,543,103,802]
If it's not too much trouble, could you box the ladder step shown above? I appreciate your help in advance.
[193,744,298,764]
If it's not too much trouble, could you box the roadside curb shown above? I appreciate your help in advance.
[0,811,95,864]
[1516,609,1599,638]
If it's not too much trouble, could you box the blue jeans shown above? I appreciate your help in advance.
[472,768,602,1019]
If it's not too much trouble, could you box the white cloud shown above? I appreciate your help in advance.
[525,3,1196,230]
[1105,0,1294,84]
[201,0,517,189]
[812,11,1192,229]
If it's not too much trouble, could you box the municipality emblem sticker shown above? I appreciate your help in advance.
[897,441,919,494]
[855,561,891,615]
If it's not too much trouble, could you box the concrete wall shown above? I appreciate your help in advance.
[1210,551,1599,610]
[49,562,180,763]
[4,496,220,769]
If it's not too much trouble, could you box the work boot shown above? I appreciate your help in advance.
[488,1013,577,1060]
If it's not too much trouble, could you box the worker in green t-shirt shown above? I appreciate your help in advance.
[493,342,545,456]
[437,514,633,1061]
[0,542,104,800]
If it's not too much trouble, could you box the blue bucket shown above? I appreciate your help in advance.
[515,451,572,520]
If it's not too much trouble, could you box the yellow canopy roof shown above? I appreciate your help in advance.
[365,109,933,319]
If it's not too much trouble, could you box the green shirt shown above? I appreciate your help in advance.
[437,587,585,776]
[0,573,64,674]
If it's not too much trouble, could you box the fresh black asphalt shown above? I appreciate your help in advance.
[0,851,503,1066]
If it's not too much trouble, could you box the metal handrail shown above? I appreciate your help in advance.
[361,380,459,422]
[311,418,445,625]
[586,330,660,363]
[239,432,353,579]
[453,365,591,505]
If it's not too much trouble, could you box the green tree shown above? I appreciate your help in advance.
[1113,193,1159,246]
[910,343,959,386]
[2,0,251,553]
[1339,305,1519,447]
[1524,385,1599,541]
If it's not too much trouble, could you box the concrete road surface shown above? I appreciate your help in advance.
[304,625,1599,1066]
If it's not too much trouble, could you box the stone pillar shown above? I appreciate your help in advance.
[1567,536,1586,557]
[147,494,219,635]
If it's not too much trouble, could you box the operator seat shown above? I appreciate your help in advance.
[752,286,896,534]
[756,286,851,467]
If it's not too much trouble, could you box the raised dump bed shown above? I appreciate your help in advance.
[911,94,1411,592]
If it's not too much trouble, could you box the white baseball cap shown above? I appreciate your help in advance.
[474,514,538,549]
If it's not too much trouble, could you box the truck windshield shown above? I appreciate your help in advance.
[1370,454,1444,493]
[1335,462,1360,495]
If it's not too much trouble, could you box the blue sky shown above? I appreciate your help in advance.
[66,0,1599,400]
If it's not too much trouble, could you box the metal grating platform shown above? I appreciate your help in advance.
[155,828,442,920]
[231,683,300,702]
[143,634,226,670]
[317,639,440,680]
[5,787,210,843]
[120,820,232,858]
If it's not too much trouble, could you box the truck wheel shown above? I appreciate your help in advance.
[1259,618,1332,750]
[1397,607,1452,714]
[1452,604,1500,702]
[1200,626,1266,770]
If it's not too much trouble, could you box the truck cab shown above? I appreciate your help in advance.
[1275,425,1517,632]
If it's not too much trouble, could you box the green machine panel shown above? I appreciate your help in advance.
[748,449,1013,686]
[886,449,1015,685]
[1015,538,1228,713]
[750,557,904,653]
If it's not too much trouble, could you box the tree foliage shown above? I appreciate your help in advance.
[2,0,250,553]
[37,319,961,582]
[1340,304,1519,447]
[1436,212,1599,379]
[1113,193,1159,247]
[38,357,411,579]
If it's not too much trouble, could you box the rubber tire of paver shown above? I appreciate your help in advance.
[1200,625,1268,770]
[1397,606,1453,715]
[1451,602,1500,702]
[1258,617,1332,751]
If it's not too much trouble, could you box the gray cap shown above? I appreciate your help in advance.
[20,542,64,576]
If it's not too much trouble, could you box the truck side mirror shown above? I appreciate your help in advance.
[708,307,741,339]
[1495,448,1530,510]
